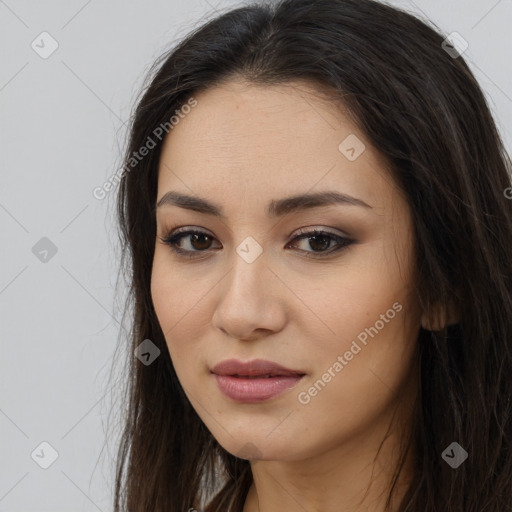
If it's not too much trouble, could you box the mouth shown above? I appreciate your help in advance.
[228,374,297,378]
[211,359,306,403]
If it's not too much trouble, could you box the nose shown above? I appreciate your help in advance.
[211,248,287,341]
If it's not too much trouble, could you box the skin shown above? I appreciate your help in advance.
[151,78,431,512]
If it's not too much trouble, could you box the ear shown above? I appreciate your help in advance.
[421,298,460,331]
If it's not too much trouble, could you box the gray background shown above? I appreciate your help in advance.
[1,0,511,510]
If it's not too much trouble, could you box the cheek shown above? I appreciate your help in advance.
[150,251,213,371]
[151,250,199,330]
[290,295,419,457]
[292,276,417,388]
[288,238,419,402]
[289,249,413,354]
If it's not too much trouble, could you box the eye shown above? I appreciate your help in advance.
[159,228,220,259]
[158,227,354,259]
[286,228,354,258]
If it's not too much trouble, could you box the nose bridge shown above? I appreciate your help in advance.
[212,241,286,338]
[223,241,270,306]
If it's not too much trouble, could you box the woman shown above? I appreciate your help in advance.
[112,0,512,510]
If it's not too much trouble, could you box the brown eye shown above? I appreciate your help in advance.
[286,229,354,257]
[187,233,213,250]
[303,234,333,251]
[159,229,220,257]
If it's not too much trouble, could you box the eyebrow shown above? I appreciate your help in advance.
[156,190,372,218]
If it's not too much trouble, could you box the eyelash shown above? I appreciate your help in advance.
[158,227,355,260]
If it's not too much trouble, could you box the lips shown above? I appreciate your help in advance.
[211,358,305,378]
[211,359,306,403]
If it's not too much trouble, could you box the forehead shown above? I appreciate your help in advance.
[157,79,399,215]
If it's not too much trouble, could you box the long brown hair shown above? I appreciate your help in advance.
[110,0,512,510]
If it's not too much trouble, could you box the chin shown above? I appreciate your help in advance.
[212,430,307,462]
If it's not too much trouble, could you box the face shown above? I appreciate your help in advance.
[151,79,423,462]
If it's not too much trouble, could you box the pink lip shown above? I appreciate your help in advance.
[211,359,306,403]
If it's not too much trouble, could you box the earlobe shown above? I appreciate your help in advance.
[421,298,460,331]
